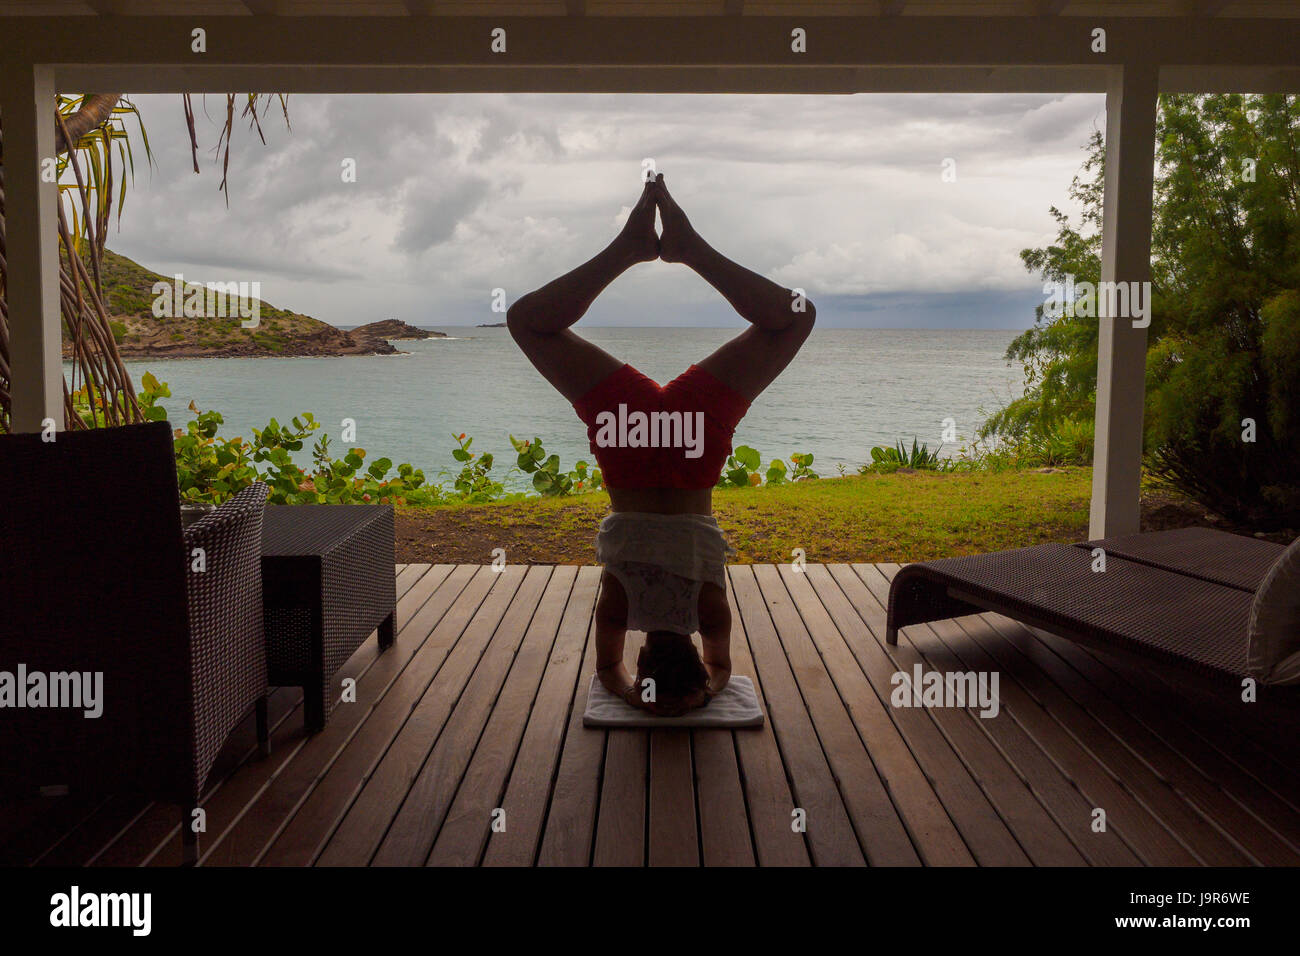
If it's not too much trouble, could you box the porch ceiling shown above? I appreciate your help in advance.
[6,1,1300,19]
[4,1,1300,94]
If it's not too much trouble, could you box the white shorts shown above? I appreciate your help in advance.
[595,512,732,635]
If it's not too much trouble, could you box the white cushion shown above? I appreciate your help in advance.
[1247,535,1300,685]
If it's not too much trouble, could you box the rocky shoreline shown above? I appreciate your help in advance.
[85,316,446,361]
[80,250,452,360]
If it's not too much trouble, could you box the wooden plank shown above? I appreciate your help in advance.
[691,730,754,866]
[369,565,556,865]
[535,590,607,867]
[728,565,864,866]
[478,565,600,866]
[781,564,988,866]
[591,626,650,867]
[142,564,456,866]
[203,564,470,865]
[648,730,698,867]
[3,796,105,867]
[392,563,427,601]
[263,564,513,865]
[976,611,1296,865]
[33,796,150,867]
[1066,631,1300,808]
[1015,621,1300,858]
[861,564,1197,866]
[832,563,1131,866]
[313,564,534,865]
[592,727,647,867]
[0,796,70,862]
[149,700,311,866]
[881,564,1300,863]
[946,609,1250,866]
[816,564,1084,867]
[751,564,919,866]
[31,565,445,867]
[425,566,586,866]
[88,687,303,867]
[723,573,808,867]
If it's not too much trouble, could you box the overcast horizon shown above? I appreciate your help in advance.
[105,91,1107,330]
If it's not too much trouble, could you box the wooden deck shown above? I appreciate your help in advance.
[6,562,1300,867]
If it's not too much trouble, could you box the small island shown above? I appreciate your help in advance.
[476,322,507,328]
[78,250,439,359]
[352,319,446,342]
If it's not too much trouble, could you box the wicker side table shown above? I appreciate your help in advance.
[261,505,397,732]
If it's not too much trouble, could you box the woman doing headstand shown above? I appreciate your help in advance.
[508,174,814,717]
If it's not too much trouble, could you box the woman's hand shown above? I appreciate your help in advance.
[704,662,731,699]
[615,178,661,265]
[653,174,703,264]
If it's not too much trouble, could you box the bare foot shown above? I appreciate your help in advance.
[616,178,661,264]
[652,174,702,264]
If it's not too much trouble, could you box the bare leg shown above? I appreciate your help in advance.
[508,179,660,402]
[697,581,732,696]
[595,570,637,700]
[654,174,816,402]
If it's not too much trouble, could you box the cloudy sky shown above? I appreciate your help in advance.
[106,91,1105,329]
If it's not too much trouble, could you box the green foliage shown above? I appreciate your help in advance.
[1142,94,1300,524]
[716,446,818,488]
[988,95,1300,524]
[138,375,440,506]
[863,438,953,474]
[982,128,1105,445]
[68,377,150,429]
[449,433,505,502]
[717,445,763,488]
[509,434,603,497]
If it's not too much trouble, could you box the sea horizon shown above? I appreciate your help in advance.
[110,327,1025,493]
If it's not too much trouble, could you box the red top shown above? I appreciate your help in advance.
[572,363,751,489]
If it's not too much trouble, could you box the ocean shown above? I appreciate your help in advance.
[119,327,1025,493]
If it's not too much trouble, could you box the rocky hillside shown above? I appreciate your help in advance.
[79,250,408,358]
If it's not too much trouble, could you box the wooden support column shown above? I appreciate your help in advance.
[1,63,63,433]
[1090,62,1158,538]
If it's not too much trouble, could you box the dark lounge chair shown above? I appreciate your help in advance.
[886,526,1288,682]
[0,421,270,864]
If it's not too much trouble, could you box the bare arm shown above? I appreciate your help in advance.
[507,239,641,337]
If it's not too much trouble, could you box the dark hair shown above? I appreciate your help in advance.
[636,632,709,713]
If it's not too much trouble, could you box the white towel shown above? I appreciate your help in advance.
[582,675,764,728]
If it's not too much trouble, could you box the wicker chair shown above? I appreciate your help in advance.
[0,421,270,865]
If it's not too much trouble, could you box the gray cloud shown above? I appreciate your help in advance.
[104,91,1104,330]
[393,175,493,252]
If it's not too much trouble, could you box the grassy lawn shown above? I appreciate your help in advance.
[395,466,1096,564]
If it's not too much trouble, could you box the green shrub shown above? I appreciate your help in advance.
[509,434,603,496]
[138,374,441,506]
[717,446,818,488]
[862,438,953,474]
